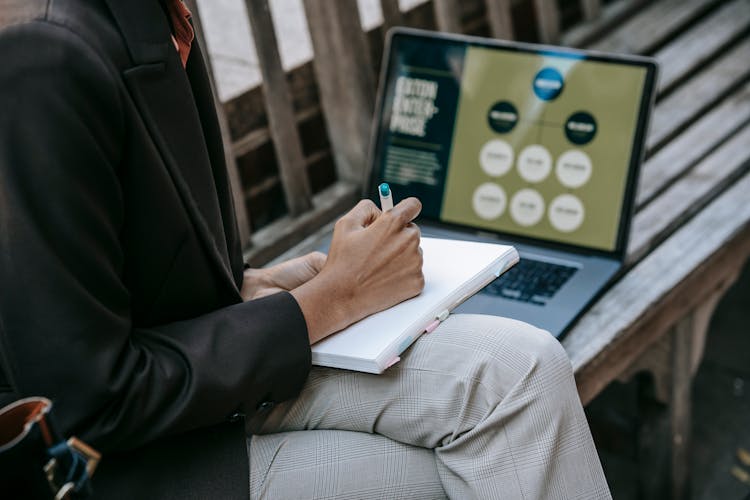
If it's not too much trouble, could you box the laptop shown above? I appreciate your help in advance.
[317,28,656,338]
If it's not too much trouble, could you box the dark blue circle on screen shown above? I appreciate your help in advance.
[533,67,564,101]
[565,111,597,145]
[487,101,519,133]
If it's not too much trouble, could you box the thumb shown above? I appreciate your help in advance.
[389,197,422,226]
[304,251,327,273]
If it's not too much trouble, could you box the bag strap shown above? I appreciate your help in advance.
[0,397,100,499]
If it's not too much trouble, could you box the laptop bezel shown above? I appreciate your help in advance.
[363,27,658,262]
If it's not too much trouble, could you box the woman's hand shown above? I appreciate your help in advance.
[290,198,424,344]
[241,252,327,301]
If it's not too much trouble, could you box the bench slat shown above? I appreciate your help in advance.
[637,82,750,208]
[654,0,750,95]
[647,37,750,152]
[532,0,560,44]
[589,0,721,54]
[629,125,750,263]
[245,182,359,265]
[564,171,750,402]
[433,0,463,33]
[303,0,376,183]
[580,0,602,21]
[484,0,514,40]
[562,0,649,48]
[245,0,313,216]
[380,0,405,42]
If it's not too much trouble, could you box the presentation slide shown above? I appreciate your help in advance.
[376,38,647,252]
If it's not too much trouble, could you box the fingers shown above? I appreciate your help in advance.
[388,197,422,226]
[336,197,422,241]
[339,199,381,230]
[305,251,327,273]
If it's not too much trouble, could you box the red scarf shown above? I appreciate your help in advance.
[166,0,194,68]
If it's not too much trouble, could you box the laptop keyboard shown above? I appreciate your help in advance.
[482,258,579,306]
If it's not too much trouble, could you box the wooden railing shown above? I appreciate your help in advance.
[185,0,646,265]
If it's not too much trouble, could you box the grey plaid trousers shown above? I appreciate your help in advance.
[246,314,611,499]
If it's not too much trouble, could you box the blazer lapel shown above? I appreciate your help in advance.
[104,0,240,298]
[186,41,245,284]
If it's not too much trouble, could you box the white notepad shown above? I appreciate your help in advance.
[311,237,519,373]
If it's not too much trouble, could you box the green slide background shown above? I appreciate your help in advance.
[441,47,646,251]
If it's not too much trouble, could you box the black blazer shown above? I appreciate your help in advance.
[0,0,312,497]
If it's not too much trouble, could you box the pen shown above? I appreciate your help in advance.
[378,183,393,211]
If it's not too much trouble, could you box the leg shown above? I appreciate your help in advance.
[248,430,447,499]
[631,292,724,500]
[249,314,610,499]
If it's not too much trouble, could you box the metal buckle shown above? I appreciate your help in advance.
[44,436,101,499]
[54,482,76,500]
[67,437,101,478]
[44,457,66,498]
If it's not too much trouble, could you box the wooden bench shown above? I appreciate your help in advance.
[5,0,747,497]
[205,2,749,498]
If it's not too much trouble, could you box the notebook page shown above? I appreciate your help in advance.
[311,237,514,365]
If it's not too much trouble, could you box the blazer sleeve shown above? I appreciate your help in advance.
[0,21,311,451]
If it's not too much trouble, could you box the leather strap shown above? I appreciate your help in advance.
[0,397,54,451]
[0,397,100,499]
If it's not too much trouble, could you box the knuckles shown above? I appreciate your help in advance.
[356,199,378,211]
[334,216,348,231]
[308,251,327,269]
[415,273,425,292]
[406,224,421,242]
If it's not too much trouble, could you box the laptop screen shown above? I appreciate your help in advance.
[370,30,656,255]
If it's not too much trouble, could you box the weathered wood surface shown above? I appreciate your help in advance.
[433,0,463,33]
[185,0,251,247]
[632,291,727,499]
[588,0,722,54]
[484,0,514,40]
[564,171,750,404]
[636,82,750,208]
[245,0,313,216]
[532,0,560,44]
[561,0,649,48]
[668,313,695,500]
[647,37,750,152]
[303,0,376,184]
[561,7,750,492]
[245,182,358,266]
[580,0,601,21]
[379,0,404,39]
[654,0,750,95]
[629,126,750,263]
[565,19,750,376]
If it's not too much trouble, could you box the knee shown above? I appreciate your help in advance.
[516,320,571,375]
[506,317,572,379]
[448,314,574,389]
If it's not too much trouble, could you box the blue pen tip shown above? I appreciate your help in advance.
[379,183,390,196]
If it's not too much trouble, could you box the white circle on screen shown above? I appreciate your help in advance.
[510,188,545,227]
[517,144,552,183]
[472,183,507,220]
[479,139,514,177]
[549,194,585,232]
[556,149,592,188]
